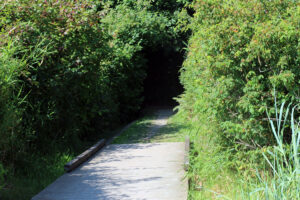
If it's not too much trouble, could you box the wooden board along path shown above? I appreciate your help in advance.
[32,142,188,200]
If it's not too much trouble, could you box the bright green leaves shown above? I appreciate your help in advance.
[177,0,299,151]
[0,0,185,169]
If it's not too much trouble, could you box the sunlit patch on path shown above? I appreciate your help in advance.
[145,109,173,141]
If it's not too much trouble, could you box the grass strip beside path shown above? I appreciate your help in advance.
[112,110,186,144]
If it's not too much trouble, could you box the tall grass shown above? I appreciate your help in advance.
[250,101,300,199]
[182,97,299,199]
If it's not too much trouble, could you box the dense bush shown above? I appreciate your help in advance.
[0,0,185,182]
[178,0,299,150]
[0,41,26,179]
[1,0,115,164]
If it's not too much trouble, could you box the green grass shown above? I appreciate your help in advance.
[168,111,261,200]
[248,103,300,200]
[112,111,186,144]
[169,113,245,200]
[187,129,248,200]
[1,152,73,200]
[150,116,187,143]
[112,115,156,144]
[175,101,300,200]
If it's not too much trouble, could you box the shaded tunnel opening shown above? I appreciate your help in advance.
[142,45,184,108]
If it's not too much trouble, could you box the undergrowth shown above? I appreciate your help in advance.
[0,1,188,198]
[173,99,299,199]
[1,152,72,200]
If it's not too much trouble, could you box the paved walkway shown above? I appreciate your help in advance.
[146,109,173,141]
[32,110,187,200]
[32,143,187,200]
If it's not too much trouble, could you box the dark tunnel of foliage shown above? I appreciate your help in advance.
[1,0,299,198]
[0,0,191,176]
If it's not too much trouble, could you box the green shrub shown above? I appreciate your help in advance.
[178,0,299,150]
[100,0,186,112]
[0,40,27,167]
[2,0,111,141]
[0,0,185,175]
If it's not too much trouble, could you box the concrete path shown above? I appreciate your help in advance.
[32,109,187,200]
[32,143,187,200]
[146,109,173,141]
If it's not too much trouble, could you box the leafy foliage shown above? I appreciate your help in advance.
[177,0,300,150]
[175,1,300,198]
[0,40,29,171]
[0,0,185,195]
[254,102,300,199]
[1,0,114,162]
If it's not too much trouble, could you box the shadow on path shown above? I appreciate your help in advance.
[32,143,187,200]
[113,108,187,144]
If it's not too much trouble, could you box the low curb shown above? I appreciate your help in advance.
[64,120,138,172]
[184,136,190,171]
[64,139,106,172]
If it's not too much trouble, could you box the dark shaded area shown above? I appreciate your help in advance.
[142,46,184,107]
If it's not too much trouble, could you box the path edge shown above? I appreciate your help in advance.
[184,136,190,171]
[64,119,138,172]
[64,139,106,172]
